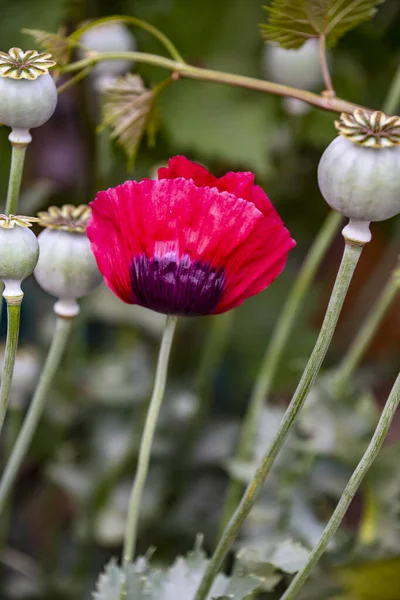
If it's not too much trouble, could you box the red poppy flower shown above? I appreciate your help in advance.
[87,156,295,316]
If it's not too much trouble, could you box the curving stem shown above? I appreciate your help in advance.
[0,315,73,515]
[194,240,364,600]
[281,370,400,600]
[63,51,363,115]
[123,314,178,564]
[0,302,21,436]
[5,134,31,215]
[319,35,334,96]
[219,210,342,531]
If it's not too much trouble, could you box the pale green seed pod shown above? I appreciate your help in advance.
[0,48,57,136]
[263,40,323,116]
[0,215,39,302]
[34,205,102,317]
[318,110,400,243]
[263,40,322,90]
[79,22,136,79]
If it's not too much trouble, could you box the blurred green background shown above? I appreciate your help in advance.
[0,1,400,599]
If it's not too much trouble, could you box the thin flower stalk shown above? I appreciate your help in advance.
[220,210,342,531]
[69,15,184,63]
[123,314,178,563]
[319,35,334,96]
[57,66,93,95]
[0,316,73,515]
[281,370,400,600]
[333,259,400,397]
[0,304,21,436]
[194,241,363,600]
[5,145,27,215]
[63,51,363,115]
[383,62,400,115]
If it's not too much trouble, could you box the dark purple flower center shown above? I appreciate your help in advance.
[130,252,225,316]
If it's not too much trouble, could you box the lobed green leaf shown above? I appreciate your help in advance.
[92,539,266,600]
[93,559,125,600]
[261,0,386,49]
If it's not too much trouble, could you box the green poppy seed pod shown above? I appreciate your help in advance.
[263,40,323,116]
[0,48,57,141]
[318,110,400,244]
[79,22,136,81]
[263,40,322,90]
[0,215,39,304]
[34,205,102,318]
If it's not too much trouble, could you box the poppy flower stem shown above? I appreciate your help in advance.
[0,316,73,516]
[319,35,334,96]
[280,370,400,600]
[194,241,363,600]
[69,14,185,63]
[5,143,28,215]
[333,258,400,397]
[123,314,178,564]
[219,210,342,532]
[62,51,363,115]
[0,303,21,437]
[383,61,400,115]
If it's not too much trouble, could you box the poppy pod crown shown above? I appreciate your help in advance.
[87,156,295,316]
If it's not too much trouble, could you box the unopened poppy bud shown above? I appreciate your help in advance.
[34,205,102,318]
[79,21,136,86]
[263,40,323,116]
[318,110,400,244]
[0,215,39,303]
[0,48,57,142]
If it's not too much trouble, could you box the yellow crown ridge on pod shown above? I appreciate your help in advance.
[34,204,102,314]
[335,109,400,149]
[0,48,56,80]
[0,48,58,133]
[0,214,38,228]
[37,205,91,233]
[318,108,400,233]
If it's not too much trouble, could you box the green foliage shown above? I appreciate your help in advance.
[92,541,265,600]
[262,0,386,49]
[101,73,157,164]
[93,559,125,600]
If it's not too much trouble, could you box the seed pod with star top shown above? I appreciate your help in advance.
[34,205,102,318]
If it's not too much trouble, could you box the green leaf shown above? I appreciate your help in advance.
[222,569,268,599]
[261,0,386,49]
[125,559,153,598]
[148,539,229,599]
[92,540,266,600]
[93,559,125,600]
[101,73,156,164]
[235,548,283,593]
[269,540,310,574]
